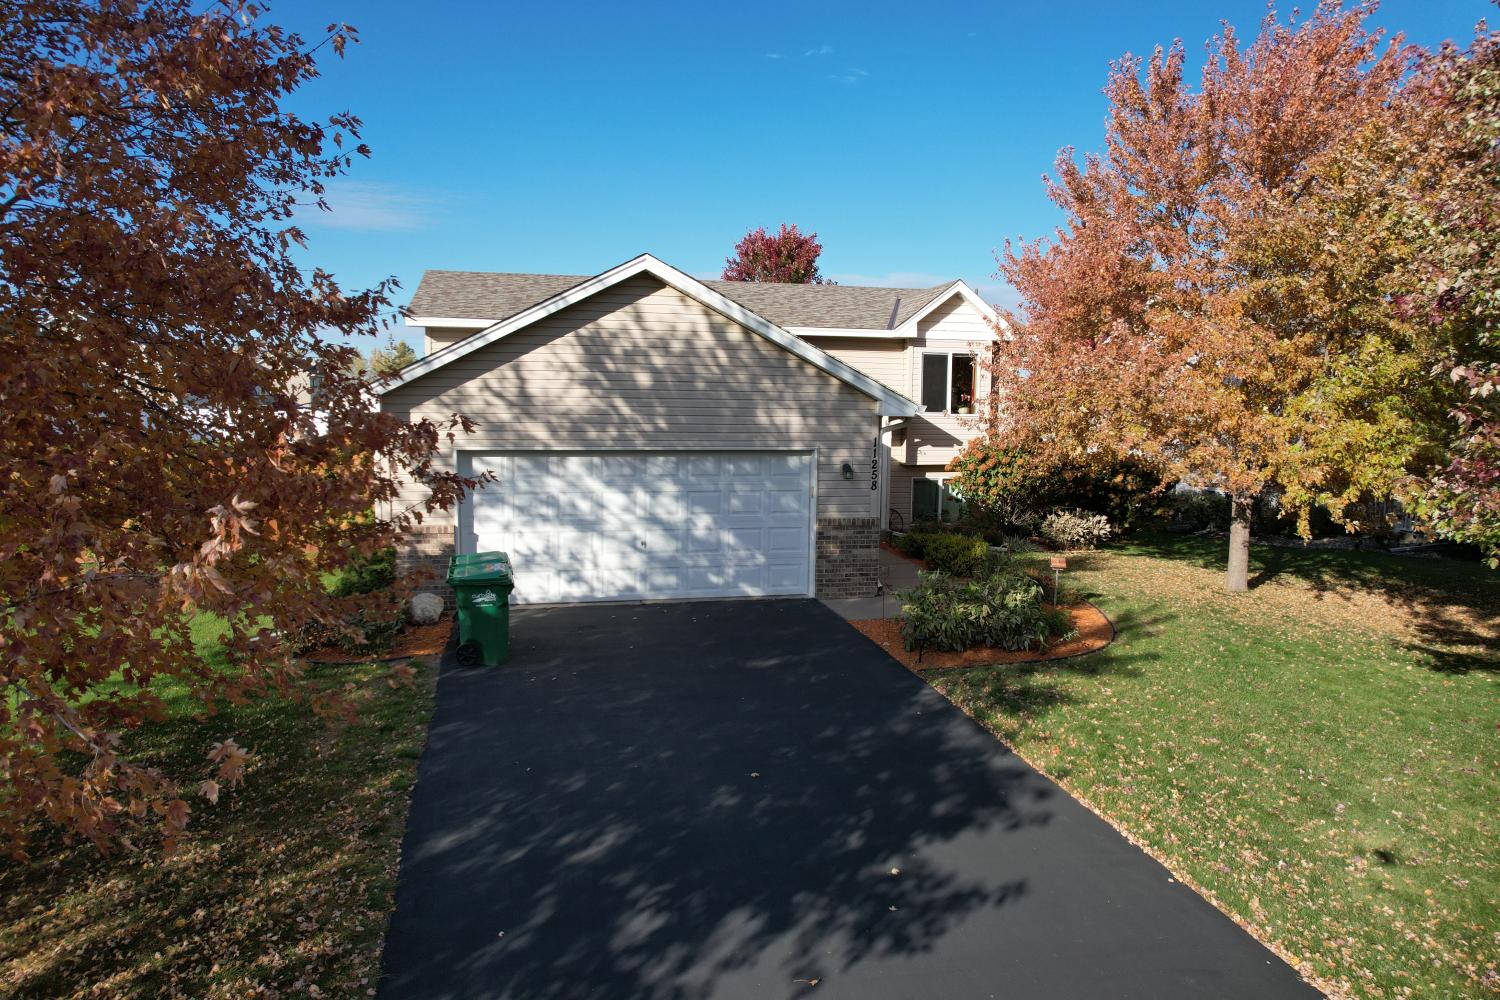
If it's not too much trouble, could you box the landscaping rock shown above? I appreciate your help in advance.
[410,592,443,625]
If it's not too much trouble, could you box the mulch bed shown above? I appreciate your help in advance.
[302,616,454,665]
[849,601,1114,672]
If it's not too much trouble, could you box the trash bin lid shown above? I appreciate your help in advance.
[447,551,514,585]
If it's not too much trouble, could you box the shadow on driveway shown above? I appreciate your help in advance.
[379,598,1319,1000]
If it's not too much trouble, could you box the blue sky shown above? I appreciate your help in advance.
[279,0,1491,351]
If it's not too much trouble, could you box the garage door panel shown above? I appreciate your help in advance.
[767,527,804,553]
[464,451,813,604]
[764,454,806,475]
[644,489,685,520]
[549,455,596,480]
[766,564,806,590]
[507,455,549,482]
[642,567,682,594]
[556,490,601,523]
[507,532,555,562]
[600,455,643,482]
[767,489,805,515]
[723,526,764,553]
[727,487,762,514]
[728,456,763,477]
[685,524,721,553]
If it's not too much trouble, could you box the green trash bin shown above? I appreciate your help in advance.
[447,552,514,666]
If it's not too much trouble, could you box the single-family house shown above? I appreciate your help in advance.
[378,253,999,604]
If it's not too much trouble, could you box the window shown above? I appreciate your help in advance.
[911,478,965,524]
[919,352,976,413]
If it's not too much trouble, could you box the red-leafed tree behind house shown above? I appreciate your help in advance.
[722,224,833,284]
[0,1,477,853]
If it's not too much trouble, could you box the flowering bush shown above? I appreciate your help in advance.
[1040,509,1115,550]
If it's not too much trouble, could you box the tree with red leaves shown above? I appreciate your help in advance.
[0,0,476,853]
[722,223,833,284]
[986,2,1470,592]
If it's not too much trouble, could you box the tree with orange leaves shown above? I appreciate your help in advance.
[989,2,1465,591]
[0,1,476,853]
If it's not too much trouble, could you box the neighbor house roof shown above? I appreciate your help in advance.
[407,269,972,332]
[381,254,922,416]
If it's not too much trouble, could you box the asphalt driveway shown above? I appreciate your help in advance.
[379,598,1320,1000]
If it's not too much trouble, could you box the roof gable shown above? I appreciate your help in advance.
[381,254,920,416]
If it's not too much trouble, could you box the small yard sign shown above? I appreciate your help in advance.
[1049,555,1066,606]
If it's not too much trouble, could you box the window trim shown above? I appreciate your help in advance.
[918,350,976,414]
[910,475,965,524]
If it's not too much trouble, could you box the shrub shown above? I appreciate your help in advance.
[894,531,929,559]
[921,533,991,576]
[327,546,395,598]
[287,605,404,658]
[993,533,1044,554]
[900,570,1067,653]
[1040,509,1114,549]
[947,442,1162,534]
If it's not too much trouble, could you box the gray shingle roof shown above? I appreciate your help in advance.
[407,271,592,323]
[407,268,962,331]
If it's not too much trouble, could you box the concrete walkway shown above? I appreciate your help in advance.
[820,546,921,621]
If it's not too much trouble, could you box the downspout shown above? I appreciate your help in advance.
[878,416,912,531]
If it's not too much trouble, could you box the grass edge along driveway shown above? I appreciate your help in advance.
[924,535,1498,1000]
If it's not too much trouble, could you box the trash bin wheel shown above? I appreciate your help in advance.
[455,640,482,667]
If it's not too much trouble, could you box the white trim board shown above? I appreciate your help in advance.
[381,254,920,418]
[404,315,493,329]
[788,327,909,339]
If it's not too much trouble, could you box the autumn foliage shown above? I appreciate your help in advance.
[1396,26,1500,564]
[722,223,832,284]
[0,1,474,852]
[986,2,1497,588]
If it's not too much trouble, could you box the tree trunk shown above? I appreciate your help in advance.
[1226,496,1252,593]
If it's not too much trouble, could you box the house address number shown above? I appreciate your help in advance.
[870,437,879,491]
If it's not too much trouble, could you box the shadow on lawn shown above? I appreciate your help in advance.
[927,607,1171,744]
[0,660,429,998]
[1401,642,1499,675]
[1122,532,1499,652]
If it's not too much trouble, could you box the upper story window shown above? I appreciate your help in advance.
[920,352,976,414]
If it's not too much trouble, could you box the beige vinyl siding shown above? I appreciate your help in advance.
[894,294,994,467]
[424,326,480,356]
[801,337,909,395]
[917,294,993,341]
[894,411,980,466]
[382,274,880,531]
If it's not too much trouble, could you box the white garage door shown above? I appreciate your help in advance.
[459,451,815,604]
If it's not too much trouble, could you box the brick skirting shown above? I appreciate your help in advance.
[815,516,880,599]
[397,523,456,607]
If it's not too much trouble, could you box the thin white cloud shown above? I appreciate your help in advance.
[300,181,437,232]
[829,68,869,84]
[764,51,784,59]
[804,44,833,56]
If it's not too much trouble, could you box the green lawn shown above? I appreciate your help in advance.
[0,617,436,998]
[929,534,1498,1000]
